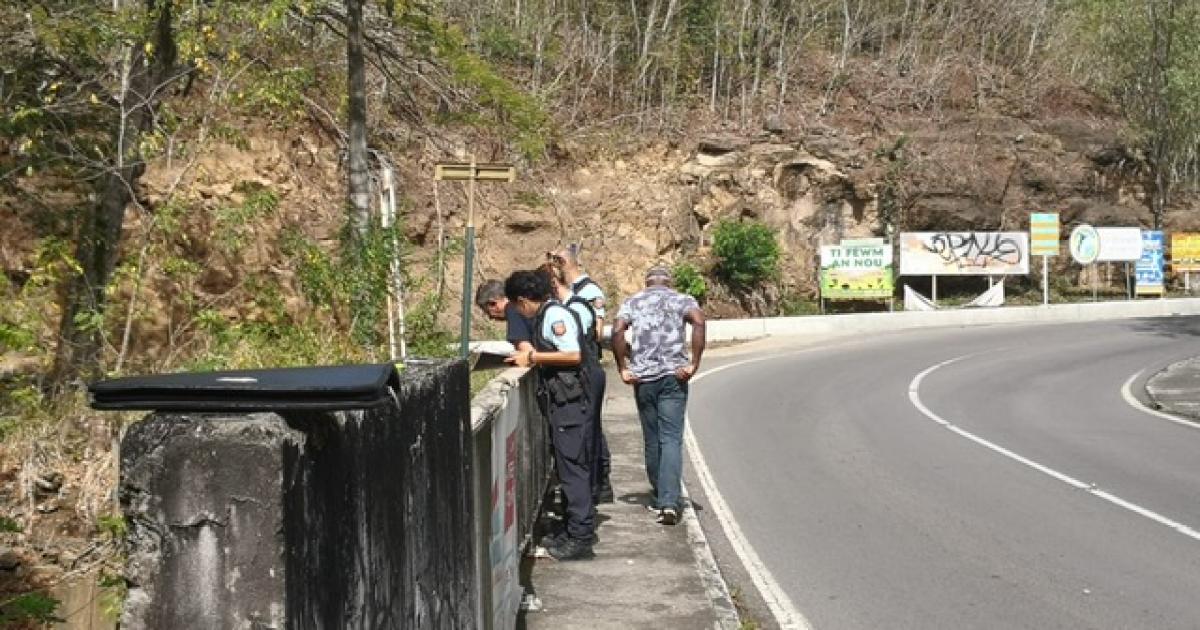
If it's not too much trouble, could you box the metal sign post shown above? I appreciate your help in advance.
[434,161,517,358]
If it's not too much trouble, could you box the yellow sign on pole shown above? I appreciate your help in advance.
[434,162,516,182]
[433,161,518,357]
[1172,233,1200,272]
[1030,212,1060,256]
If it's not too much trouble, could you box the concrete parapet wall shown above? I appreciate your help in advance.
[119,360,477,629]
[704,298,1200,342]
[469,368,552,630]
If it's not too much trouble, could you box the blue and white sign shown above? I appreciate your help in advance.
[1136,230,1164,296]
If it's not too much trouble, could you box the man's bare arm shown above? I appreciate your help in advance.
[611,318,638,385]
[676,307,706,381]
[611,318,630,368]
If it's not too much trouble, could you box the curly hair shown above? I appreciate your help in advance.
[504,270,552,302]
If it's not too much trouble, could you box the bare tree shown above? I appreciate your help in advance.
[51,0,178,388]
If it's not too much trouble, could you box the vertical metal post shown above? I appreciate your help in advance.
[460,158,477,358]
[381,181,397,361]
[1092,265,1098,301]
[1126,262,1132,300]
[932,275,938,305]
[1042,256,1049,306]
[382,167,407,362]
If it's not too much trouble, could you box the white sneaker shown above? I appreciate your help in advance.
[657,507,678,525]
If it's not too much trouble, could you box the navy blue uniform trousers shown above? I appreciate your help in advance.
[546,396,595,539]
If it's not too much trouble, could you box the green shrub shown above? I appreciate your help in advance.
[672,261,708,301]
[712,220,780,288]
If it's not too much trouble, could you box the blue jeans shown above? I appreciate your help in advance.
[634,375,688,510]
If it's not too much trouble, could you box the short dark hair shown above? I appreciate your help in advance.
[504,270,551,302]
[475,280,505,310]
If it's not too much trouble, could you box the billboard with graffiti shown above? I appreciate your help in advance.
[820,242,893,299]
[899,232,1030,276]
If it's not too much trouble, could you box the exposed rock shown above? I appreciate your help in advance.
[698,136,748,154]
[696,151,742,168]
[0,548,21,571]
[506,209,553,233]
[763,114,786,135]
[34,472,63,496]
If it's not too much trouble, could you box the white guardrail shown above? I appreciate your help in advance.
[696,298,1200,343]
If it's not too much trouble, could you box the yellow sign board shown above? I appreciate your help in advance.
[1172,233,1200,272]
[433,162,516,182]
[1029,212,1059,256]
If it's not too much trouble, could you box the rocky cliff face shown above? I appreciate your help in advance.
[4,101,1195,344]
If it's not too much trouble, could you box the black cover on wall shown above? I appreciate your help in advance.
[89,363,400,411]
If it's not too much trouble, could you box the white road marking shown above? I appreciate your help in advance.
[910,356,1200,543]
[688,353,815,630]
[1120,371,1200,431]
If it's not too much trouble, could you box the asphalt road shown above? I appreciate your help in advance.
[689,317,1200,630]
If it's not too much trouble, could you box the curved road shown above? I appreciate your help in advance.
[689,317,1200,629]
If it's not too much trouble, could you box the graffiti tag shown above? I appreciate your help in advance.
[923,232,1024,270]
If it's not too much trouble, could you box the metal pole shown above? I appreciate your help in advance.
[381,182,397,361]
[460,158,477,358]
[1092,265,1098,302]
[1126,262,1132,300]
[932,275,937,305]
[384,167,407,362]
[1042,255,1049,306]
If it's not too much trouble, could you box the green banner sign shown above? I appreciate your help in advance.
[820,243,894,299]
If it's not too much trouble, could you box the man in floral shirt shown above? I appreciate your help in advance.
[611,265,706,526]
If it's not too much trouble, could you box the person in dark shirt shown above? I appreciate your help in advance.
[475,279,534,352]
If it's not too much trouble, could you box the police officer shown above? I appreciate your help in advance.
[549,246,613,503]
[539,263,607,505]
[504,270,595,560]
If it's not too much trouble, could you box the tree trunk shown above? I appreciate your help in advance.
[50,0,175,389]
[346,0,371,242]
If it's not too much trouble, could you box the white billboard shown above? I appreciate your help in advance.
[1095,227,1144,262]
[899,232,1030,276]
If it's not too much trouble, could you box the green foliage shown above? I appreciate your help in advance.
[232,67,316,118]
[0,592,62,625]
[778,292,820,316]
[214,184,280,254]
[280,220,413,351]
[671,261,708,301]
[97,514,127,540]
[712,220,781,289]
[404,292,457,358]
[1073,0,1200,215]
[97,570,127,622]
[0,516,22,534]
[414,17,550,159]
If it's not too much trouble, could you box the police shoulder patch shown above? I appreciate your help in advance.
[551,320,567,336]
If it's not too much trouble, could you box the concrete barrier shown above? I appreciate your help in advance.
[118,360,479,629]
[469,368,552,630]
[704,298,1200,342]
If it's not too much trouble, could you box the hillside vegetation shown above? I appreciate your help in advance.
[2,0,1200,623]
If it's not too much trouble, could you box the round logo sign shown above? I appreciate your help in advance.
[1070,224,1100,264]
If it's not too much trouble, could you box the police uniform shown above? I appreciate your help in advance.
[569,275,613,500]
[533,300,596,544]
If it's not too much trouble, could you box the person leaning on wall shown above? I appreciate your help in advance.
[503,270,597,560]
[475,279,534,353]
